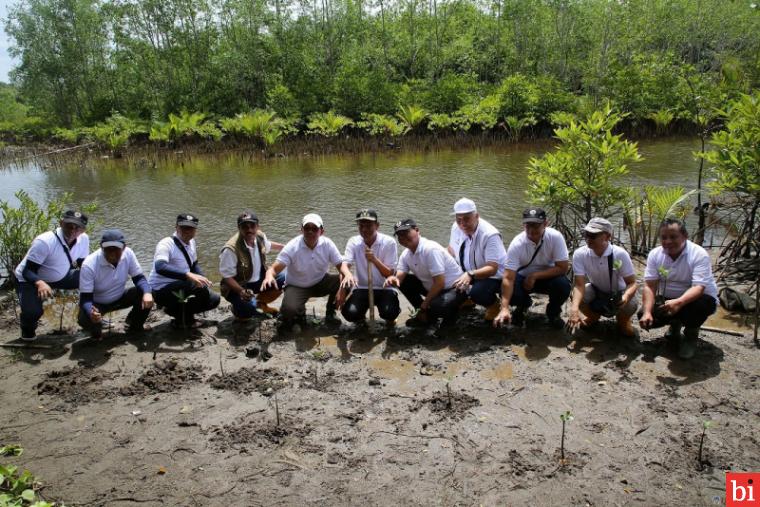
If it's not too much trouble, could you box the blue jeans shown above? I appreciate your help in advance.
[468,277,502,306]
[17,269,80,338]
[153,281,221,325]
[77,287,151,337]
[341,288,401,323]
[510,273,571,318]
[223,273,285,319]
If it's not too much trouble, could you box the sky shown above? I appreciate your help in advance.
[0,0,16,83]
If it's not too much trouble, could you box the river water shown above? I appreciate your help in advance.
[0,137,702,272]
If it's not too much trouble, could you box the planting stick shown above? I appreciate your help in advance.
[0,342,55,350]
[700,326,746,337]
[367,262,375,322]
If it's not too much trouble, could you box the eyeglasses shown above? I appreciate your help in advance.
[583,231,602,239]
[302,225,320,233]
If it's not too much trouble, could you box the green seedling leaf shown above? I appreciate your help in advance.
[0,444,23,457]
[560,410,574,422]
[21,489,35,501]
[703,420,713,429]
[613,259,623,271]
[657,266,670,278]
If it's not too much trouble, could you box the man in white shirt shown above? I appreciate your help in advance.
[639,218,718,359]
[339,209,400,324]
[14,210,90,340]
[261,213,355,330]
[219,211,285,320]
[385,218,465,329]
[149,214,220,329]
[78,229,154,339]
[494,208,571,329]
[447,198,507,321]
[567,218,638,337]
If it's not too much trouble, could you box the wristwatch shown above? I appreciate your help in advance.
[467,270,476,279]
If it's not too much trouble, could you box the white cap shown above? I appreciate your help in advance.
[451,198,477,215]
[302,213,323,228]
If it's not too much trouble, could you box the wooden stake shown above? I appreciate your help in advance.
[367,261,375,322]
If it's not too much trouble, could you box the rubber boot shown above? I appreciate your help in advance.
[616,313,635,337]
[679,327,699,359]
[579,302,601,329]
[664,321,682,343]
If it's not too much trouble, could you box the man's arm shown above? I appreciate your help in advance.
[639,279,659,329]
[421,274,445,310]
[493,269,517,326]
[567,275,586,328]
[522,260,569,290]
[261,260,286,290]
[619,274,637,307]
[384,270,407,288]
[453,261,498,290]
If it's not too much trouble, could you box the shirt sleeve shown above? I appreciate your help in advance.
[25,237,52,265]
[381,239,397,270]
[484,234,507,264]
[571,250,586,276]
[397,250,410,273]
[327,239,343,265]
[428,248,446,277]
[126,249,143,277]
[219,249,238,278]
[551,232,569,263]
[259,232,272,254]
[448,223,460,251]
[276,240,295,266]
[690,250,714,288]
[343,237,356,265]
[153,238,173,263]
[644,250,660,280]
[504,238,522,272]
[79,264,95,293]
[618,249,636,278]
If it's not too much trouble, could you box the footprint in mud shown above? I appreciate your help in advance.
[207,367,286,395]
[412,391,480,420]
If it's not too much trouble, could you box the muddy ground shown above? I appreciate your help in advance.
[1,294,758,507]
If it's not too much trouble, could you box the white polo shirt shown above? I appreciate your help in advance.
[505,227,568,276]
[644,240,718,302]
[277,235,343,288]
[80,247,144,304]
[398,236,463,291]
[343,233,397,290]
[15,228,90,283]
[572,244,635,293]
[448,218,507,279]
[219,233,272,284]
[148,233,198,291]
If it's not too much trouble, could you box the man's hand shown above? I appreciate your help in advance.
[90,306,102,324]
[186,272,212,288]
[261,272,277,291]
[453,272,472,292]
[340,272,357,290]
[364,247,376,263]
[35,280,53,300]
[522,274,536,291]
[566,309,582,332]
[659,298,684,316]
[240,288,254,302]
[618,293,631,307]
[384,275,400,288]
[142,293,154,310]
[420,299,430,311]
[639,311,654,330]
[493,308,511,328]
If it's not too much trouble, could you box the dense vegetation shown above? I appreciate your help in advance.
[0,0,757,148]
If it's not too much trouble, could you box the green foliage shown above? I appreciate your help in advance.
[453,95,501,131]
[549,111,577,128]
[307,111,353,137]
[149,112,221,143]
[0,447,22,458]
[220,110,288,146]
[422,73,480,114]
[427,113,457,132]
[357,114,407,136]
[0,459,55,507]
[502,115,537,141]
[527,105,642,243]
[85,113,147,151]
[623,186,694,254]
[559,410,574,423]
[395,105,427,131]
[266,84,300,119]
[647,109,675,135]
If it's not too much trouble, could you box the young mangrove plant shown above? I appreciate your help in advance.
[559,410,574,462]
[172,289,195,329]
[307,111,353,137]
[697,420,713,470]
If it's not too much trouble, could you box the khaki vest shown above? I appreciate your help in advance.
[219,231,267,297]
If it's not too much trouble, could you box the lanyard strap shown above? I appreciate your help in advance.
[172,236,194,270]
[517,236,544,273]
[53,230,77,269]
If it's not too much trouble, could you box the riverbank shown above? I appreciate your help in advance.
[1,295,758,506]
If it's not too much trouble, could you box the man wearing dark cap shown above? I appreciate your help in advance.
[149,214,220,328]
[339,209,400,324]
[219,210,285,320]
[494,208,571,329]
[385,218,465,330]
[14,210,90,340]
[78,229,154,339]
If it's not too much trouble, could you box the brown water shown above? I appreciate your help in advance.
[0,137,702,271]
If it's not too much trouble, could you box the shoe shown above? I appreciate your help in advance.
[616,315,635,337]
[20,327,36,341]
[511,307,527,327]
[664,322,682,343]
[258,303,280,315]
[484,302,501,321]
[405,313,429,328]
[324,311,341,325]
[678,327,699,359]
[20,334,37,342]
[547,315,565,330]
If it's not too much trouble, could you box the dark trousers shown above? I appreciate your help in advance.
[280,274,340,321]
[17,269,80,338]
[341,288,401,323]
[468,277,502,306]
[153,281,221,324]
[78,287,150,336]
[639,294,717,329]
[399,274,466,324]
[223,273,285,319]
[509,273,571,318]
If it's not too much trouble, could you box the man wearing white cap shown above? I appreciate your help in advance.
[261,213,355,329]
[567,218,638,337]
[339,209,400,324]
[494,208,571,329]
[78,229,154,339]
[447,198,507,321]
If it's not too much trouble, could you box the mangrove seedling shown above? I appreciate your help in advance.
[0,444,23,457]
[445,373,454,410]
[172,289,195,329]
[698,420,713,470]
[559,410,574,462]
[274,391,281,428]
[657,266,670,298]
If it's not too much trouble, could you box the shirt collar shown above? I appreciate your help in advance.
[172,232,191,247]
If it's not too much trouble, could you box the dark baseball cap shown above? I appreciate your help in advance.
[176,213,199,228]
[522,208,547,224]
[393,218,418,235]
[62,210,88,228]
[355,209,378,222]
[237,210,259,226]
[100,229,126,249]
